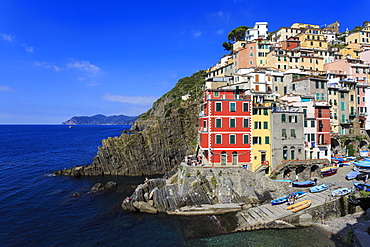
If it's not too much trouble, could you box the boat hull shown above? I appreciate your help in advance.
[292,181,316,187]
[346,170,360,180]
[332,188,352,197]
[353,182,370,192]
[309,184,329,193]
[287,200,311,210]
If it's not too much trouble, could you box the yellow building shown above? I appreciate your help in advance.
[296,28,328,50]
[346,30,370,45]
[251,95,272,174]
[340,43,361,59]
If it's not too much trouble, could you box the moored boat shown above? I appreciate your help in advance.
[274,180,292,183]
[353,162,370,169]
[292,180,316,187]
[309,184,329,193]
[292,201,312,213]
[353,182,370,192]
[332,188,352,197]
[291,191,306,199]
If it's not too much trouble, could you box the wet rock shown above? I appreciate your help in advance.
[106,181,117,189]
[72,192,80,197]
[91,183,105,191]
[133,201,158,214]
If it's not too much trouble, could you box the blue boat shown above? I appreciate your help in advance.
[274,180,292,183]
[271,196,288,205]
[346,170,360,180]
[291,191,306,198]
[354,162,370,168]
[309,184,329,193]
[292,180,316,187]
[353,182,370,192]
[332,188,352,197]
[271,191,306,205]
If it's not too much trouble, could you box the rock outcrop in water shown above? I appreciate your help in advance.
[54,71,206,177]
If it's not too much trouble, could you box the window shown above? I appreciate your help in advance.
[216,135,222,144]
[263,121,268,129]
[340,92,344,99]
[216,118,222,128]
[291,150,295,160]
[253,137,262,144]
[341,114,345,123]
[289,115,297,123]
[318,109,322,118]
[243,135,249,144]
[230,118,236,128]
[230,102,236,112]
[254,121,262,129]
[265,136,270,144]
[321,93,325,101]
[263,109,268,115]
[281,114,286,122]
[350,95,354,101]
[280,77,283,82]
[321,82,324,89]
[216,102,222,111]
[311,133,315,142]
[230,135,236,144]
[214,91,219,97]
[304,120,307,127]
[282,129,287,137]
[315,81,319,88]
[341,102,345,111]
[316,93,320,100]
[292,84,296,90]
[243,102,249,112]
[291,129,296,138]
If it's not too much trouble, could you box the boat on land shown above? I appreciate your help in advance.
[353,162,370,169]
[309,184,329,193]
[274,180,292,183]
[292,180,316,187]
[271,196,288,205]
[321,166,338,177]
[353,182,370,192]
[338,162,351,167]
[271,191,306,205]
[332,188,352,197]
[346,170,360,180]
[287,200,312,212]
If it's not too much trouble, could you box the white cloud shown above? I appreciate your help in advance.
[102,93,158,106]
[67,60,101,77]
[0,33,15,42]
[192,31,202,38]
[25,46,34,53]
[0,86,15,92]
[216,29,224,35]
[33,61,61,71]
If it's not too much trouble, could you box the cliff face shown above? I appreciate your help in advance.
[54,71,206,177]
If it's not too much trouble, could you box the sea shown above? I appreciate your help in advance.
[0,125,341,247]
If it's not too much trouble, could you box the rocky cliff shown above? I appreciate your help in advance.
[54,71,206,177]
[122,164,292,214]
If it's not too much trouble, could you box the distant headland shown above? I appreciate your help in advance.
[62,114,138,125]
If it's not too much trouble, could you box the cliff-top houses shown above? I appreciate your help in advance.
[196,21,370,174]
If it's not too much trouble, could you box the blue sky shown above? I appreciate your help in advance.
[1,0,369,124]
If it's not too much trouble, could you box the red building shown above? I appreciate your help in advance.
[198,88,252,166]
[315,103,331,159]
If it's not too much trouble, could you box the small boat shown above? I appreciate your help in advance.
[353,162,370,169]
[338,162,351,167]
[292,180,316,187]
[346,170,360,180]
[321,166,338,177]
[353,182,370,192]
[309,184,329,193]
[291,191,306,199]
[271,196,288,205]
[332,188,352,197]
[274,179,292,183]
[287,200,312,212]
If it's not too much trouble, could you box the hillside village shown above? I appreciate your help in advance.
[195,21,370,175]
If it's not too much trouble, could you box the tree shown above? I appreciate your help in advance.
[222,42,233,51]
[227,26,250,43]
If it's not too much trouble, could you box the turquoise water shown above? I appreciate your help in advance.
[0,125,340,246]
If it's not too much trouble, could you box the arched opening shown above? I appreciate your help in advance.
[310,164,320,178]
[221,151,227,166]
[283,168,292,178]
[290,146,295,160]
[232,151,238,166]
